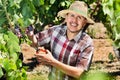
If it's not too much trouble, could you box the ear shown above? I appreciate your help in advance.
[64,18,67,23]
[64,13,69,21]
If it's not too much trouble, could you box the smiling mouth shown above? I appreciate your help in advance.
[70,22,78,27]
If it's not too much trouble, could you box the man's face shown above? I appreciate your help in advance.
[65,12,87,33]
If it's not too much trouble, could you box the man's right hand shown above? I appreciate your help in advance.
[25,25,38,47]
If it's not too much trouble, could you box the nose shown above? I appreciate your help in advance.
[72,16,78,22]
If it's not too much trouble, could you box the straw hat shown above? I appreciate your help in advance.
[57,1,94,24]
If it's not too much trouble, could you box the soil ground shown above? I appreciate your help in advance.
[92,39,120,80]
[21,39,120,80]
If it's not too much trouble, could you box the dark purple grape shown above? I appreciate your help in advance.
[14,24,22,38]
[15,25,21,32]
[27,25,33,31]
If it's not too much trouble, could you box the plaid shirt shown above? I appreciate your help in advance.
[35,24,94,80]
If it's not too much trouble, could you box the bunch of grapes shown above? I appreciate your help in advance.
[14,24,34,44]
[26,25,34,33]
[14,24,22,38]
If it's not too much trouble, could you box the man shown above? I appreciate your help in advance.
[27,1,94,80]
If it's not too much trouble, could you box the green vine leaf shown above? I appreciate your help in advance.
[7,31,19,43]
[2,59,17,72]
[0,67,4,78]
[50,0,56,4]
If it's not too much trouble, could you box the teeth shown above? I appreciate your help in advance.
[71,23,77,27]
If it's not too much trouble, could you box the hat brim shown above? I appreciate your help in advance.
[58,10,95,24]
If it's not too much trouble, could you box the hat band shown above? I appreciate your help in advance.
[70,8,87,18]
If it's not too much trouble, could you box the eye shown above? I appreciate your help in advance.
[68,13,74,17]
[77,16,82,19]
[69,14,74,17]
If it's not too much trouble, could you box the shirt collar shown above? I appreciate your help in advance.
[74,30,83,42]
[60,25,67,36]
